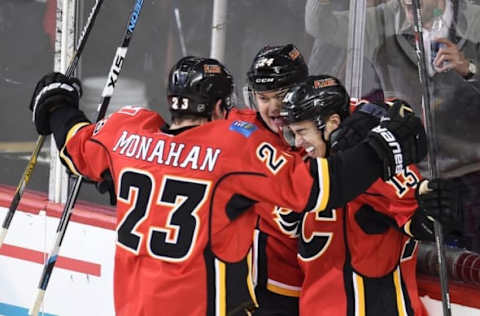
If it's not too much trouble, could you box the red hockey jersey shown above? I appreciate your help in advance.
[298,166,428,316]
[252,204,304,298]
[250,99,427,315]
[60,106,330,316]
[251,98,386,302]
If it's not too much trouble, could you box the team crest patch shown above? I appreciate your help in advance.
[229,120,258,138]
[314,78,337,89]
[203,64,221,74]
[288,47,300,60]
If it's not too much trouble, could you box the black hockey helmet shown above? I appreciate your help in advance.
[280,75,350,130]
[167,56,234,118]
[246,44,308,92]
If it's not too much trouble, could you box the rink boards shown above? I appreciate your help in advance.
[0,185,479,316]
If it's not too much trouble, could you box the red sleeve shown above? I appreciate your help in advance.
[60,122,110,182]
[215,113,331,214]
[61,106,165,182]
[357,165,422,227]
[220,137,330,215]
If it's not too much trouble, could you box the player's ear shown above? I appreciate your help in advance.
[212,99,226,120]
[324,114,341,139]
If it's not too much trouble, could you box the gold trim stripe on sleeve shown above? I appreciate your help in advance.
[266,280,301,297]
[59,122,90,176]
[313,158,330,213]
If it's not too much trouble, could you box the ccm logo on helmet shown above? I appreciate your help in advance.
[255,78,275,83]
[371,125,403,174]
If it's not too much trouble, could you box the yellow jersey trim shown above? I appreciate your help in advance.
[59,122,90,176]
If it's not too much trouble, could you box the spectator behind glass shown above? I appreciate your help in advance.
[305,0,385,97]
[305,0,480,251]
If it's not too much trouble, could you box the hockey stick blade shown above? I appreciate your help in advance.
[29,0,145,315]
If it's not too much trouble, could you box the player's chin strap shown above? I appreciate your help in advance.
[242,85,257,110]
[211,96,234,121]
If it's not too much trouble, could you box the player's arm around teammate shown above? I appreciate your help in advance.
[29,54,427,315]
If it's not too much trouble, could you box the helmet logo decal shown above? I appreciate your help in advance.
[314,78,337,89]
[203,64,222,74]
[255,77,274,83]
[283,91,295,103]
[197,104,206,112]
[288,48,300,60]
[171,96,189,110]
[255,57,274,68]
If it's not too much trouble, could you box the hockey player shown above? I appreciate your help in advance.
[280,75,436,315]
[244,44,308,315]
[243,45,408,315]
[29,55,426,315]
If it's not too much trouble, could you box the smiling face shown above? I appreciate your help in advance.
[255,88,289,134]
[287,120,327,158]
[287,114,341,158]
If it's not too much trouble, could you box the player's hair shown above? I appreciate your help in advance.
[280,75,350,131]
[167,56,234,120]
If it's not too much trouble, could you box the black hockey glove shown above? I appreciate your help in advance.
[30,72,82,135]
[366,99,427,180]
[417,178,464,232]
[401,208,436,241]
[401,178,464,241]
[330,102,387,153]
[96,169,117,206]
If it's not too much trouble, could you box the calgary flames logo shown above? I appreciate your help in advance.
[273,206,301,238]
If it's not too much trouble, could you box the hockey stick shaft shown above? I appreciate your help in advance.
[411,1,451,315]
[0,0,105,248]
[29,1,145,315]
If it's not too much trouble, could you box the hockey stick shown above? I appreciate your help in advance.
[0,0,105,248]
[28,1,145,315]
[410,1,451,315]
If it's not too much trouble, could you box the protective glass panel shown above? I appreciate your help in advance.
[5,1,479,253]
[304,0,350,81]
[368,0,480,252]
[0,1,53,192]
